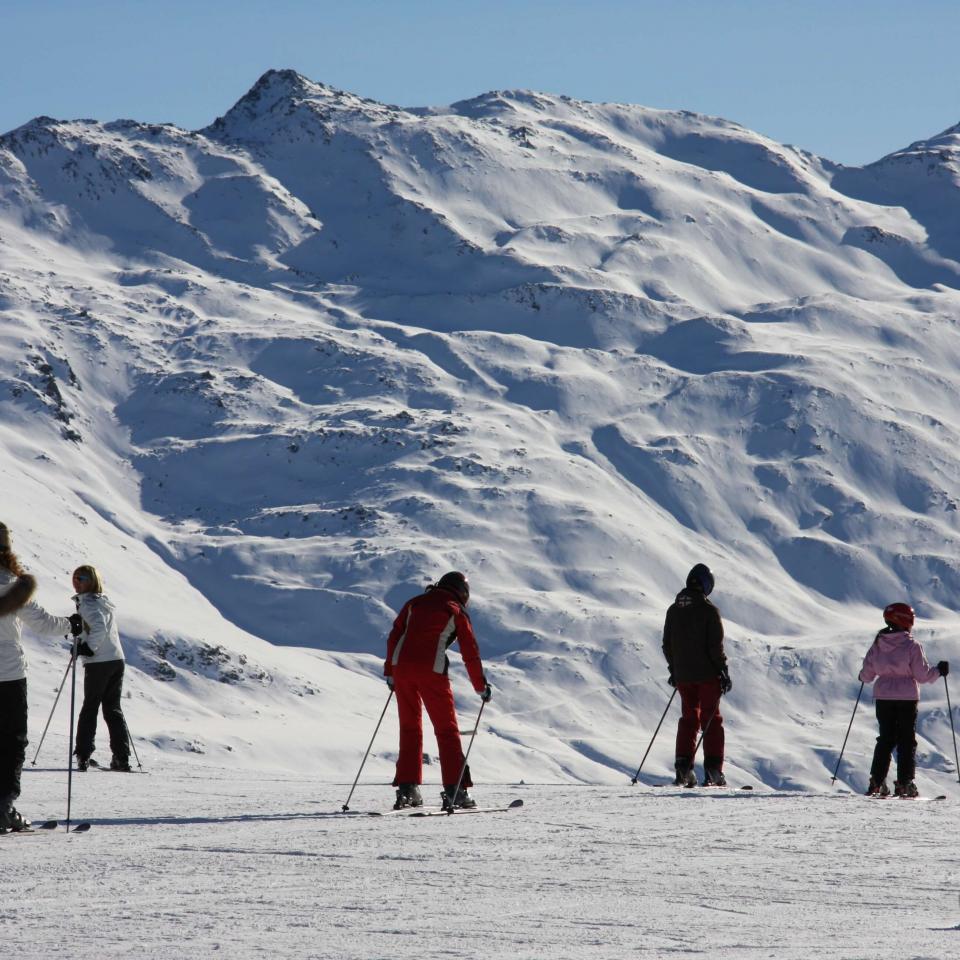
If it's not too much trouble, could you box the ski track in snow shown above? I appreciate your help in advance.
[5,762,958,960]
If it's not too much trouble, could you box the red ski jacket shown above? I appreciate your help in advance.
[384,586,486,692]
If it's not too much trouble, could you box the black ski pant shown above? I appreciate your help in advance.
[76,660,129,763]
[0,678,28,811]
[870,699,918,784]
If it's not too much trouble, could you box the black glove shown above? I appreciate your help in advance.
[667,671,676,688]
[480,683,492,702]
[69,613,84,637]
[938,660,949,677]
[73,639,94,658]
[718,667,732,694]
[385,676,394,690]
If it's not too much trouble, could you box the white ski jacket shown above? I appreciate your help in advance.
[0,570,72,682]
[75,592,124,665]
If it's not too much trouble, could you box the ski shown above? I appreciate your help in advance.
[652,783,754,791]
[80,760,138,774]
[366,798,525,817]
[839,791,947,802]
[409,798,524,817]
[0,819,58,836]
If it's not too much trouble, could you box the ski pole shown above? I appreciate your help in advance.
[340,688,394,811]
[693,696,723,760]
[30,653,74,766]
[630,687,677,784]
[445,697,487,814]
[127,722,143,772]
[944,675,960,785]
[831,680,864,784]
[66,644,78,832]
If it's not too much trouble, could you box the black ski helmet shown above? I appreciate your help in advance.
[686,563,715,596]
[436,571,470,605]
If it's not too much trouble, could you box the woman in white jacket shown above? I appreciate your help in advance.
[72,564,131,772]
[0,522,73,833]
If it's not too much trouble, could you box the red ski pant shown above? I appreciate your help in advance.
[675,680,724,765]
[392,666,470,787]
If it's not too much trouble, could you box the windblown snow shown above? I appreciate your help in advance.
[1,69,959,800]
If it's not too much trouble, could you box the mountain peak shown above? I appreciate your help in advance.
[202,68,399,140]
[249,68,322,100]
[872,119,960,169]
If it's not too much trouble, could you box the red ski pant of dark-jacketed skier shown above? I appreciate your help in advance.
[392,665,471,787]
[675,679,724,764]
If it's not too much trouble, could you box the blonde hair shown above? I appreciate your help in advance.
[73,564,104,594]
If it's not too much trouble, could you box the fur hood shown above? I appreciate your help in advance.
[0,573,36,617]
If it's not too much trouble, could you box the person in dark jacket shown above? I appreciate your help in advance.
[384,571,491,810]
[662,563,731,787]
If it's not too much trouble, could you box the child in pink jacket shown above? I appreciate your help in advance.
[859,602,948,797]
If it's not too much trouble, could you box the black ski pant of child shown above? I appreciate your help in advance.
[0,678,28,812]
[870,699,918,785]
[76,660,129,764]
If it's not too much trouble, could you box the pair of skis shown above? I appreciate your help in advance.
[364,798,525,818]
[856,792,947,802]
[0,819,91,836]
[652,782,754,791]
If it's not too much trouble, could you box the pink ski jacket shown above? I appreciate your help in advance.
[858,629,940,701]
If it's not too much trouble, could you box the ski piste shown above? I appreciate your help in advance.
[363,798,525,817]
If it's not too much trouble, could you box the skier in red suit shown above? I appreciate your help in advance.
[385,572,491,810]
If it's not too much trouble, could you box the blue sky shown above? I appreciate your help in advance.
[3,0,958,165]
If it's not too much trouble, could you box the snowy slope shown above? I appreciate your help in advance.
[1,70,959,793]
[6,768,959,960]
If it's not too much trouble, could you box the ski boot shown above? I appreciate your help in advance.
[0,807,31,833]
[442,784,477,811]
[703,759,727,787]
[110,756,132,773]
[673,757,697,788]
[75,755,90,772]
[894,780,918,799]
[393,783,423,810]
[865,777,890,797]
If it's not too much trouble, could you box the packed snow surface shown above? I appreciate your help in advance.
[5,761,958,960]
[1,70,959,800]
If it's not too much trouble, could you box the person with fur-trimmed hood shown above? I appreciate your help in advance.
[71,564,131,772]
[662,563,731,788]
[384,571,491,811]
[859,602,947,798]
[0,522,74,833]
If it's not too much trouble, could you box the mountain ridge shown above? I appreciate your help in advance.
[1,70,959,790]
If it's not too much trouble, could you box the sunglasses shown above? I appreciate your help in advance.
[74,574,91,582]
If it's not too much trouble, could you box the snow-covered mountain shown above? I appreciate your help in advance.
[2,69,958,791]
